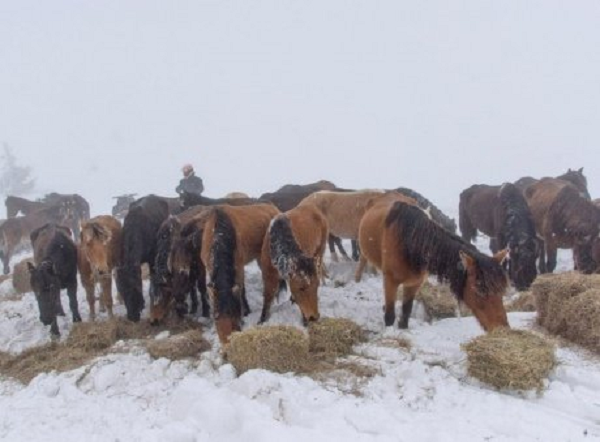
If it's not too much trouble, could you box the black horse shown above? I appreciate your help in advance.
[28,223,81,336]
[116,195,170,322]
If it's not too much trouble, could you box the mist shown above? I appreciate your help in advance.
[2,1,599,216]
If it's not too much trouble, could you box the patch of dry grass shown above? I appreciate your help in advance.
[12,258,34,294]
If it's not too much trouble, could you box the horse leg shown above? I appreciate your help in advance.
[351,240,360,262]
[538,239,547,273]
[188,284,199,315]
[101,277,114,318]
[50,317,60,337]
[81,273,96,321]
[354,255,368,283]
[546,241,558,273]
[66,282,82,322]
[383,272,401,327]
[333,236,351,261]
[196,265,210,318]
[398,283,422,329]
[328,235,339,262]
[259,265,280,324]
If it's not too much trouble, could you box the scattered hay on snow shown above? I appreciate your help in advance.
[145,329,210,360]
[226,326,310,375]
[308,317,365,357]
[12,257,34,294]
[67,321,119,351]
[506,291,536,312]
[463,328,556,392]
[416,281,461,320]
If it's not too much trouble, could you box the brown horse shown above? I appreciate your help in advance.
[78,216,122,320]
[0,205,70,274]
[259,204,328,325]
[358,199,509,331]
[525,178,600,274]
[459,183,538,290]
[5,196,45,218]
[514,168,590,199]
[200,204,280,344]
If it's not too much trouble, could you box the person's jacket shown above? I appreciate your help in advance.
[175,173,204,196]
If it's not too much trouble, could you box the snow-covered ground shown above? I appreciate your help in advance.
[0,238,598,442]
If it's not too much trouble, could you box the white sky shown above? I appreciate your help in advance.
[1,1,599,215]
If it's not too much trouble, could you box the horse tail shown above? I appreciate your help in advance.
[458,189,477,243]
[269,215,314,279]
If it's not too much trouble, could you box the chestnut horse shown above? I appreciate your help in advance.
[358,199,509,331]
[78,215,122,320]
[459,182,538,290]
[201,204,280,344]
[259,204,328,325]
[525,178,600,274]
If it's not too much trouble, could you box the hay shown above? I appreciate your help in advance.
[463,328,556,391]
[12,257,34,294]
[308,317,364,356]
[416,281,459,320]
[66,321,119,351]
[562,289,600,353]
[145,330,210,360]
[506,291,536,312]
[226,326,309,375]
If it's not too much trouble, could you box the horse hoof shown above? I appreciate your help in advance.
[73,315,82,323]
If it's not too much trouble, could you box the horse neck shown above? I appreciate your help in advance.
[499,191,536,246]
[209,210,237,289]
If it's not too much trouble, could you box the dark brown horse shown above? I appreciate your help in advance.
[5,196,45,218]
[0,205,71,274]
[259,204,328,325]
[525,178,600,274]
[28,223,81,336]
[112,194,137,219]
[514,168,590,199]
[394,187,457,233]
[359,199,509,331]
[459,183,538,290]
[200,204,280,344]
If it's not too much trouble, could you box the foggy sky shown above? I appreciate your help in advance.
[2,1,599,216]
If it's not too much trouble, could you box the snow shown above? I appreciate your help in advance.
[0,240,599,442]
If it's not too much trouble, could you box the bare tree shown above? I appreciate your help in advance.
[0,143,35,196]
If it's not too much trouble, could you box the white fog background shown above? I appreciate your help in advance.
[1,1,599,216]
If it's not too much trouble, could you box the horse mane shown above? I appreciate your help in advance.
[269,216,315,278]
[209,208,240,317]
[498,183,537,247]
[386,202,507,299]
[396,187,457,233]
[548,185,600,237]
[556,168,588,197]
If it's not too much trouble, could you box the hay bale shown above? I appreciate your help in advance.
[66,321,119,351]
[308,317,364,356]
[226,326,309,374]
[145,329,210,360]
[12,258,34,294]
[506,291,536,312]
[463,328,556,391]
[416,281,458,320]
[562,289,600,353]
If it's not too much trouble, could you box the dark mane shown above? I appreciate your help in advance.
[210,208,240,317]
[498,183,537,248]
[386,202,506,299]
[548,185,600,238]
[269,216,315,278]
[556,168,589,199]
[395,187,457,233]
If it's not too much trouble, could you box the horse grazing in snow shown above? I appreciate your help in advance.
[459,182,538,290]
[201,204,280,344]
[358,199,509,332]
[78,215,122,320]
[259,204,328,325]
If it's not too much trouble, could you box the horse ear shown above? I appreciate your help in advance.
[459,251,474,270]
[578,167,584,173]
[493,249,510,265]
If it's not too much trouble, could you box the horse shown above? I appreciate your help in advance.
[200,204,280,344]
[459,183,538,290]
[40,193,91,238]
[150,206,209,325]
[358,199,509,331]
[5,196,45,218]
[514,168,590,199]
[259,204,328,325]
[112,194,137,219]
[115,195,170,322]
[259,181,352,262]
[78,215,122,320]
[525,178,600,274]
[394,187,457,233]
[0,204,71,274]
[28,224,81,336]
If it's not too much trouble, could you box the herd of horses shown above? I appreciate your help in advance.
[1,168,598,346]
